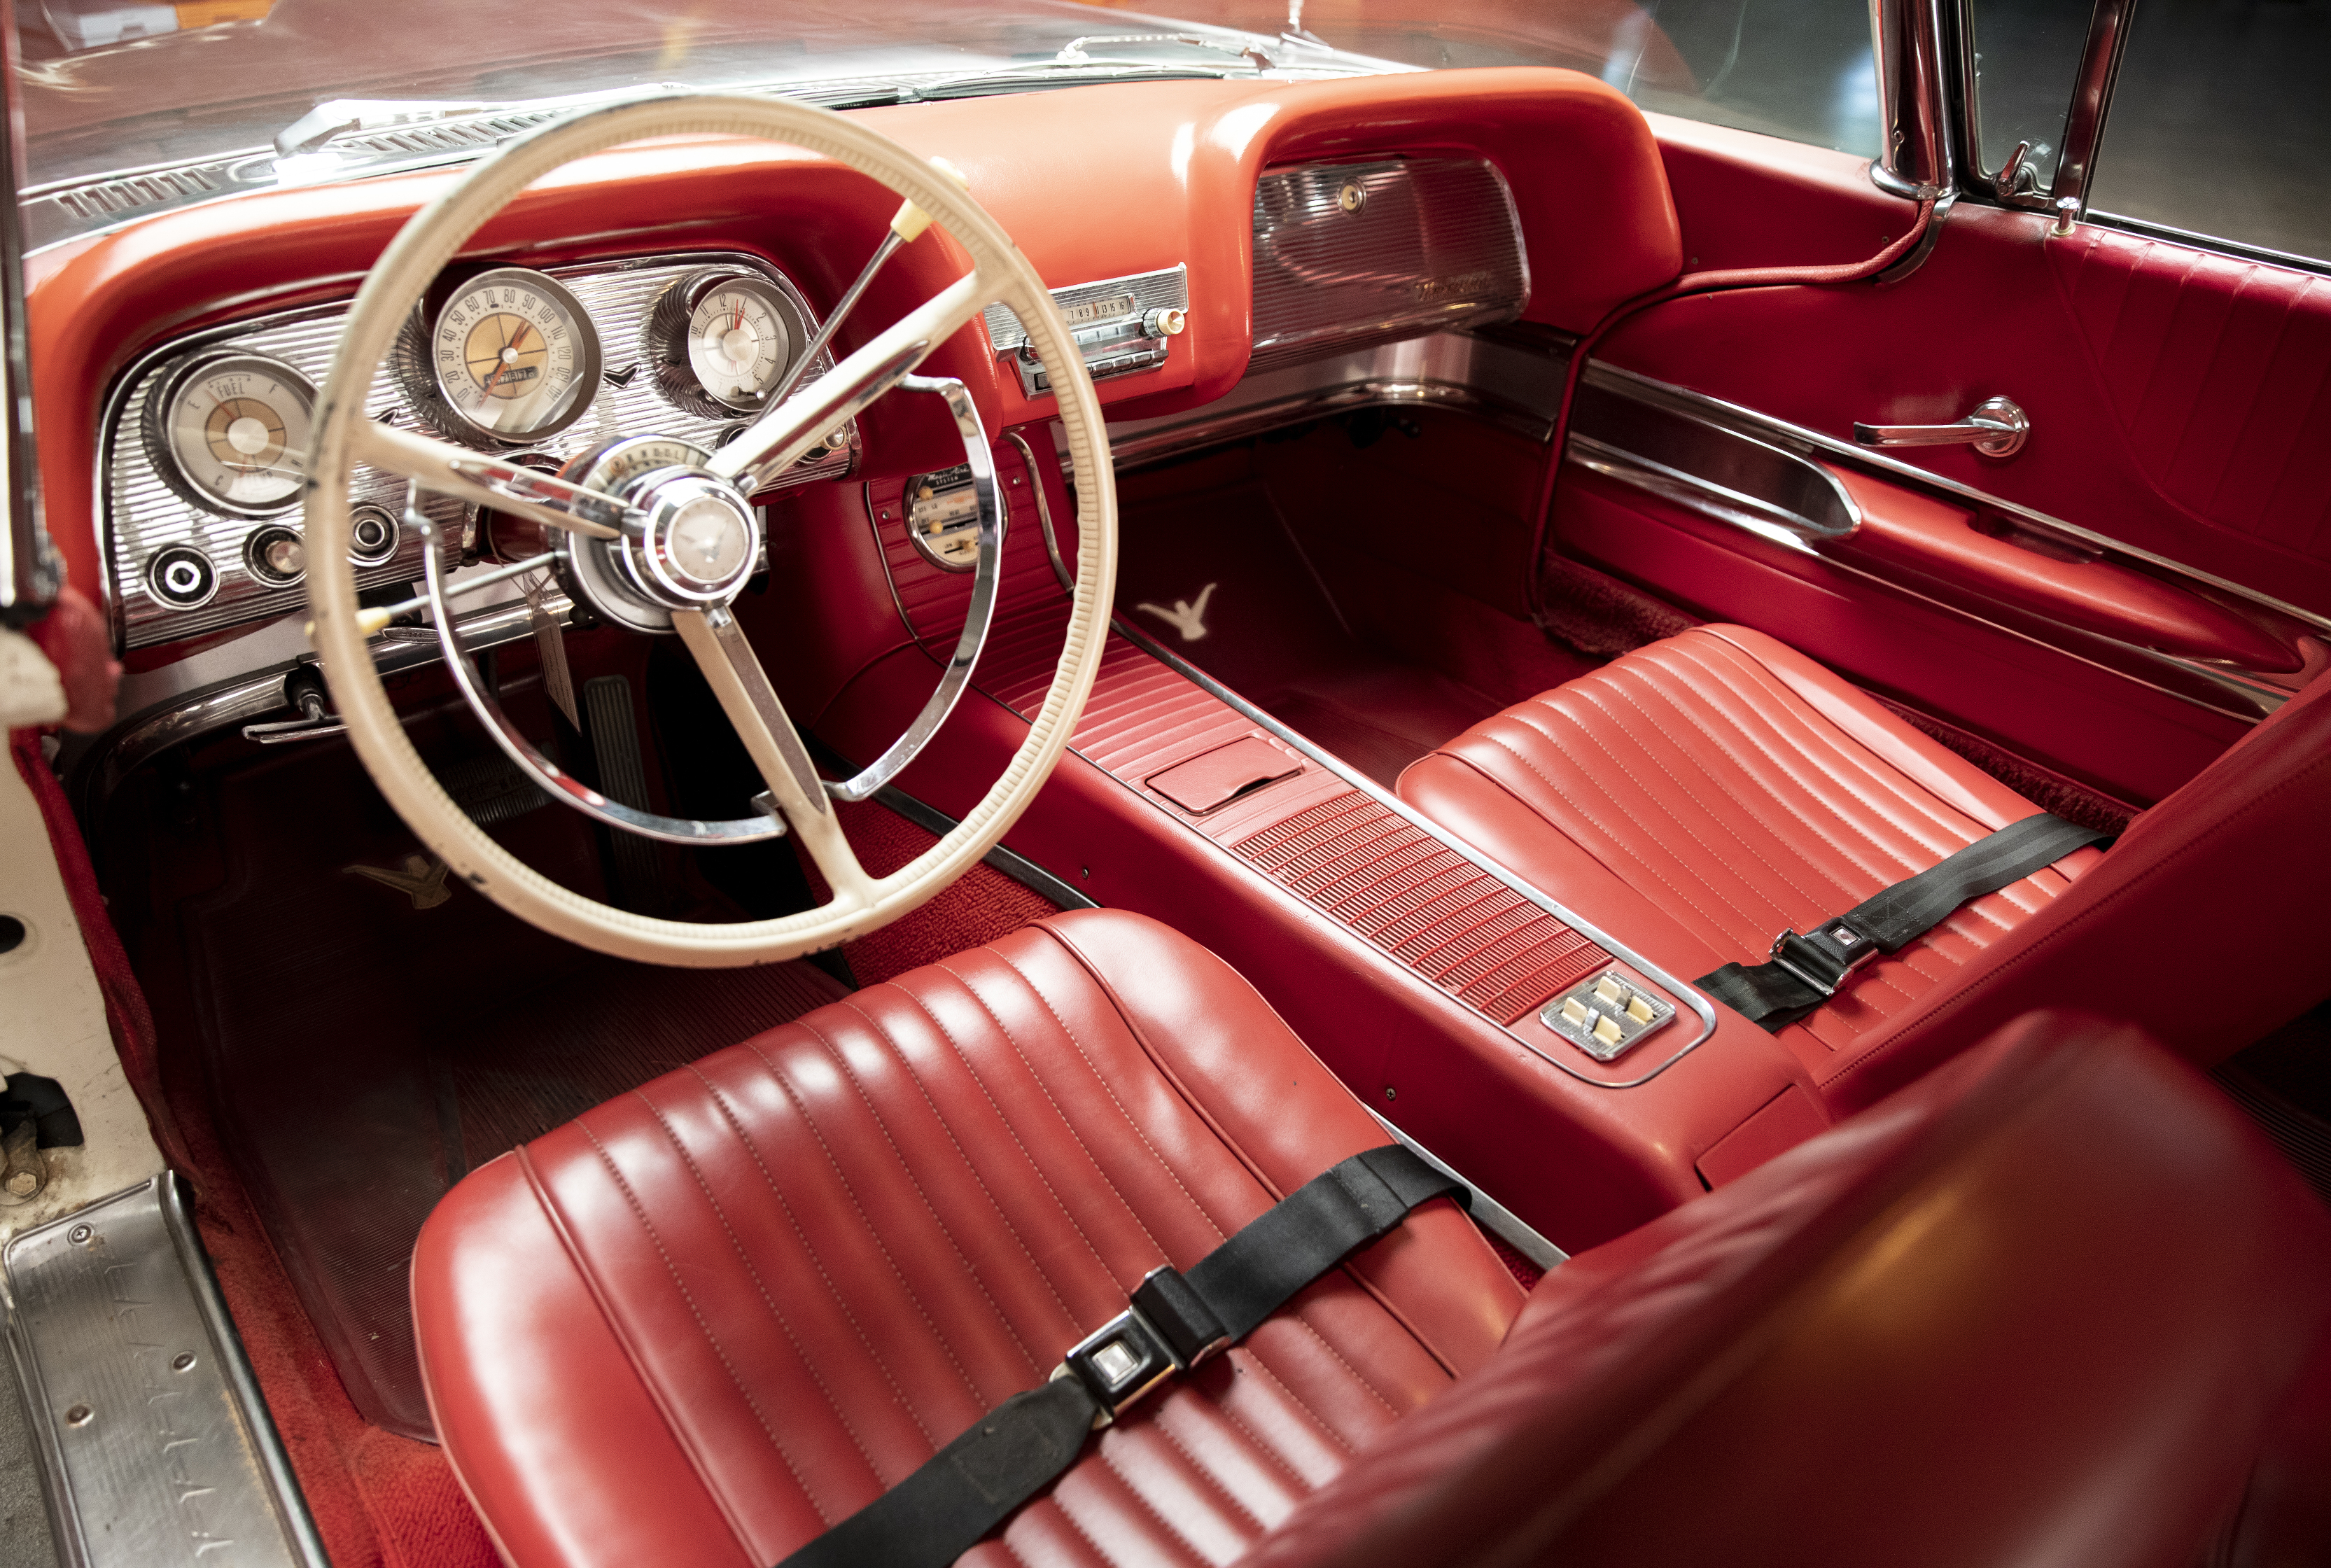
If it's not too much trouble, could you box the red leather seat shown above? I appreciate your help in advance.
[1396,623,2331,1108]
[412,909,1525,1568]
[414,914,2331,1567]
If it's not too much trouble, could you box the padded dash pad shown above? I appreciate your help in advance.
[1146,736,1303,813]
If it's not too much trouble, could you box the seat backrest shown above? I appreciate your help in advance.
[1828,667,2331,1111]
[1234,1012,2331,1568]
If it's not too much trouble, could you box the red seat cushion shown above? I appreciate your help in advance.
[1236,1013,2331,1568]
[1396,624,2100,1086]
[412,909,1524,1568]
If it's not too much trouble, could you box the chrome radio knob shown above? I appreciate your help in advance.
[1142,307,1186,339]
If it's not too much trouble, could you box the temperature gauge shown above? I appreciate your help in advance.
[143,352,314,517]
[647,269,811,418]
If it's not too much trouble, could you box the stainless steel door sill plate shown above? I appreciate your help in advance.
[3,1176,324,1568]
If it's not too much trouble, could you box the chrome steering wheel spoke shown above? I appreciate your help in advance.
[354,418,645,539]
[823,372,1005,804]
[672,605,876,909]
[706,268,994,495]
[410,512,788,847]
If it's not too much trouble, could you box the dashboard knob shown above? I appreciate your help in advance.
[1142,307,1187,339]
[146,544,217,609]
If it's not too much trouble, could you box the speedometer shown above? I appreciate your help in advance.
[409,267,601,445]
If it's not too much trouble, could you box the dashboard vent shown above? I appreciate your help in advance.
[51,164,226,221]
[1248,158,1527,375]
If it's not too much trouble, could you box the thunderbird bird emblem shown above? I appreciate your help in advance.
[343,853,451,910]
[1135,582,1217,643]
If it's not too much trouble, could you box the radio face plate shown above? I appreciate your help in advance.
[982,264,1189,398]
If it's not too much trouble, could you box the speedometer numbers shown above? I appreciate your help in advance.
[404,267,602,446]
[646,269,812,419]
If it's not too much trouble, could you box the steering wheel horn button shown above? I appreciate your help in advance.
[620,468,760,604]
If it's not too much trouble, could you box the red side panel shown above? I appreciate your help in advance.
[1613,114,2331,616]
[2046,228,2331,568]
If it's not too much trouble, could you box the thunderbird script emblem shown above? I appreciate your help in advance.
[343,853,452,910]
[1135,582,1217,643]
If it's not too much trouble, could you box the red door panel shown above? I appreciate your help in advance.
[1605,114,2331,619]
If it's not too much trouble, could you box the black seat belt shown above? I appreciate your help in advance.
[1698,812,2109,1032]
[778,1144,1466,1568]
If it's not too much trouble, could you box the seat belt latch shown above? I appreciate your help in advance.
[1053,1266,1231,1427]
[1767,918,1880,1000]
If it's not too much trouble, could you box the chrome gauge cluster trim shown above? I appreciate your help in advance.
[99,251,853,653]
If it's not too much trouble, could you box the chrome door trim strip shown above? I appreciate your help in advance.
[1104,615,1721,1091]
[1582,360,2331,642]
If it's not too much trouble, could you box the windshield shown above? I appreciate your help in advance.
[11,0,1874,251]
[17,0,1370,189]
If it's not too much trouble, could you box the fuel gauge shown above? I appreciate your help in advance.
[142,351,314,517]
[647,269,812,418]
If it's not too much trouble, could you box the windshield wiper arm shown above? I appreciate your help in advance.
[1054,33,1275,69]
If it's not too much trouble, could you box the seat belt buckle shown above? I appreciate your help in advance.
[1054,1301,1180,1427]
[1768,918,1879,999]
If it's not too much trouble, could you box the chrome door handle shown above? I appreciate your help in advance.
[1854,397,2029,458]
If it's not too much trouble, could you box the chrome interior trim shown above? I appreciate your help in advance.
[99,250,852,653]
[1001,429,1074,594]
[2049,0,2140,218]
[4,1175,328,1568]
[1248,160,1528,374]
[825,375,1007,804]
[1107,615,1721,1091]
[1364,1110,1567,1270]
[77,589,573,804]
[1100,335,2316,720]
[1103,335,1860,547]
[0,53,54,624]
[1102,332,1555,466]
[1585,361,2331,642]
[1869,0,1954,199]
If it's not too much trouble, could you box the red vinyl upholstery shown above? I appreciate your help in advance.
[1396,623,2331,1105]
[412,909,1524,1568]
[414,915,2331,1567]
[1236,1013,2331,1568]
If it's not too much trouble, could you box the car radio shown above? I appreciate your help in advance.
[982,263,1187,397]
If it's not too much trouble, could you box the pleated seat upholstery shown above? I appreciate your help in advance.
[412,909,1522,1568]
[1398,624,2098,1083]
[1397,620,2331,1107]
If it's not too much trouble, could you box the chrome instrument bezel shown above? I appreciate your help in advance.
[398,265,605,448]
[99,251,853,654]
[139,350,315,519]
[645,267,814,418]
[903,462,983,573]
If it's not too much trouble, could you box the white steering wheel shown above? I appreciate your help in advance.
[303,94,1116,966]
